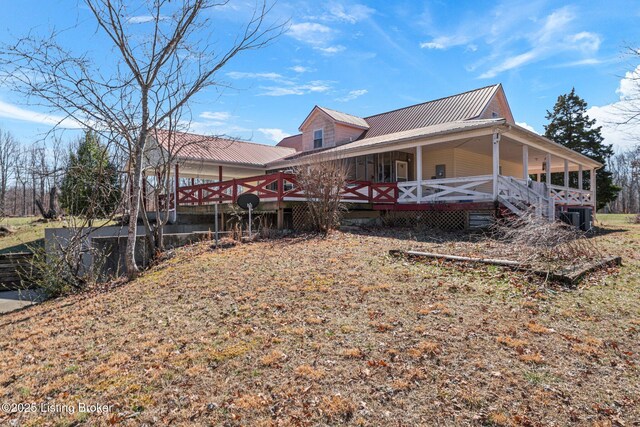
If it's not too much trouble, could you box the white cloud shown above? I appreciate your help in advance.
[478,7,603,79]
[290,65,311,73]
[0,99,81,129]
[420,4,604,79]
[565,31,601,53]
[127,15,166,24]
[287,21,346,55]
[480,51,539,79]
[314,45,346,55]
[287,22,334,46]
[259,80,332,97]
[551,58,606,68]
[226,71,283,81]
[199,111,232,121]
[516,122,538,133]
[321,3,375,24]
[258,128,291,143]
[588,66,640,151]
[420,35,469,50]
[336,89,368,102]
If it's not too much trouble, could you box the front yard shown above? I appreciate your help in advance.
[0,217,638,426]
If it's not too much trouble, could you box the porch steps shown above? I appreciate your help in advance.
[496,176,554,220]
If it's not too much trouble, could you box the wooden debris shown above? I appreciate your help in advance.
[389,250,622,285]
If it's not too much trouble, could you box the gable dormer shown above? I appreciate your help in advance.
[298,106,369,152]
[477,84,515,123]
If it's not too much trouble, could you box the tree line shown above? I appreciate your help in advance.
[0,129,124,220]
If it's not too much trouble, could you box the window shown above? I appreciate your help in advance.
[313,129,323,148]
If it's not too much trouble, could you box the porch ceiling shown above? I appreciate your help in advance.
[450,135,586,173]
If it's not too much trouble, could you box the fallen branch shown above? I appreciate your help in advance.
[389,250,622,286]
[389,250,524,268]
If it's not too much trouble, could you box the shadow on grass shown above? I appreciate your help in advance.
[0,239,43,255]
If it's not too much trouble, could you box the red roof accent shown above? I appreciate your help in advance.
[152,129,295,167]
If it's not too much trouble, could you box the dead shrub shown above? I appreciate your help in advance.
[489,211,603,271]
[294,156,349,234]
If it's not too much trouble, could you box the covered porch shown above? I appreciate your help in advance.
[154,123,600,224]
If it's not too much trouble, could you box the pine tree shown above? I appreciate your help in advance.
[60,131,121,218]
[544,88,620,210]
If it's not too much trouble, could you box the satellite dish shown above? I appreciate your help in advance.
[237,193,260,210]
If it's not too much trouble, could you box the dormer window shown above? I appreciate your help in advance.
[313,129,323,148]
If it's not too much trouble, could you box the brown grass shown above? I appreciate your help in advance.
[527,321,554,334]
[496,336,530,350]
[260,350,287,367]
[0,222,638,426]
[294,364,325,380]
[320,395,355,421]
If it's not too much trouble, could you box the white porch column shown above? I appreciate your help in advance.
[545,153,552,185]
[492,131,500,200]
[590,168,597,210]
[522,145,529,180]
[578,164,583,204]
[416,145,423,202]
[564,159,569,190]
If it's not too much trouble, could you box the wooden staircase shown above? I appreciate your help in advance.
[496,176,555,220]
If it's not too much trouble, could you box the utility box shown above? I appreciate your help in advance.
[567,207,593,231]
[558,211,580,228]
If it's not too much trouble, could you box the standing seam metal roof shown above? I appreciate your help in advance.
[359,84,500,138]
[152,130,295,167]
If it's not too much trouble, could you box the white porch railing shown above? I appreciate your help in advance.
[549,184,593,206]
[497,175,553,218]
[398,175,494,203]
[397,175,594,221]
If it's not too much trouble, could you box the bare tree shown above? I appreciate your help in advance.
[608,145,640,213]
[295,156,350,234]
[1,0,285,277]
[0,129,19,218]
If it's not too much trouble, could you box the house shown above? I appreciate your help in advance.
[143,84,601,230]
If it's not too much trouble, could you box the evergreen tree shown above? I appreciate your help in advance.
[60,131,121,218]
[544,88,620,210]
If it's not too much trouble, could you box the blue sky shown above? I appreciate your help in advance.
[0,0,638,151]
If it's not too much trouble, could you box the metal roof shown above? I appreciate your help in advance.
[359,84,500,138]
[317,106,370,129]
[268,119,504,167]
[268,118,603,170]
[152,130,295,168]
[298,105,370,131]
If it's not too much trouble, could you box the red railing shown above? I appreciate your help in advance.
[164,172,398,207]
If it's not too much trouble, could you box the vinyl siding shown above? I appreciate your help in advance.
[419,147,455,180]
[334,123,365,145]
[301,114,335,151]
[454,147,523,177]
[478,89,515,123]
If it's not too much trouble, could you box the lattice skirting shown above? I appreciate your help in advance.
[382,210,470,230]
[292,205,312,231]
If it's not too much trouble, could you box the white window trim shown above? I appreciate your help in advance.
[313,128,323,148]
